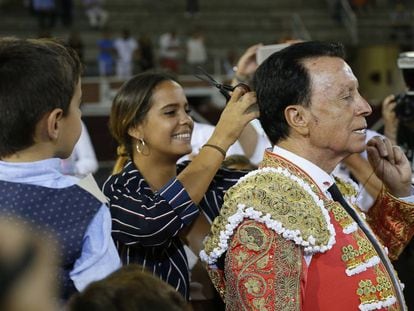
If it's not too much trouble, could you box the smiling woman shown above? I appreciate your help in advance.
[102,72,258,301]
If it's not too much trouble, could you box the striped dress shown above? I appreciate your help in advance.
[102,160,245,299]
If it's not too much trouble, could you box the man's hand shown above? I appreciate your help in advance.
[382,94,399,144]
[366,136,412,197]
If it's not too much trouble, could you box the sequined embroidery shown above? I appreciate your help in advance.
[357,266,398,311]
[202,150,411,311]
[326,200,357,233]
[367,189,414,260]
[202,167,334,264]
[206,266,226,300]
[341,234,380,276]
[260,151,321,196]
[335,176,359,204]
[225,221,301,311]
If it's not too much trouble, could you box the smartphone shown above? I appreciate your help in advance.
[256,43,291,65]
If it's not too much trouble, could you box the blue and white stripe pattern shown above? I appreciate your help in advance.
[102,160,245,299]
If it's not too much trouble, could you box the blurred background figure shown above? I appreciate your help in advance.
[68,265,189,311]
[137,33,155,72]
[67,30,85,64]
[380,92,414,309]
[222,48,239,79]
[159,30,181,73]
[186,28,207,73]
[82,0,108,29]
[382,94,414,167]
[389,0,412,44]
[59,0,73,28]
[114,28,138,79]
[348,0,370,14]
[97,28,115,76]
[60,121,99,178]
[0,217,58,311]
[185,0,199,18]
[32,0,56,30]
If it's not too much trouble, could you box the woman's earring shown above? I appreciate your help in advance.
[136,138,146,154]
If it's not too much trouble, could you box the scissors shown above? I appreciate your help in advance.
[194,66,250,102]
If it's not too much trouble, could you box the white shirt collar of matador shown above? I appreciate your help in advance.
[272,145,335,196]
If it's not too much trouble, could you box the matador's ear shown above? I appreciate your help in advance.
[284,105,310,137]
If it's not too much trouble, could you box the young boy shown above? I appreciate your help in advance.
[0,37,120,300]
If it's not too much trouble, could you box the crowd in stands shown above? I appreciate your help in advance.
[1,1,210,77]
[1,0,412,78]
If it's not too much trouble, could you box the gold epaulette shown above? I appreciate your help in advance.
[335,176,359,205]
[200,167,336,265]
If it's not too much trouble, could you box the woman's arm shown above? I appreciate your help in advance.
[343,153,383,200]
[177,87,259,204]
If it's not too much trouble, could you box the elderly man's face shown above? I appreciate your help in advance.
[303,56,372,159]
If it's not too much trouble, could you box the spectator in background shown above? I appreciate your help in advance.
[67,30,84,64]
[159,30,181,73]
[68,265,188,311]
[82,0,108,29]
[380,93,414,310]
[186,29,207,73]
[97,28,115,76]
[185,0,199,18]
[222,49,238,78]
[0,217,59,311]
[382,94,414,164]
[389,1,413,46]
[138,34,155,72]
[32,0,56,29]
[114,28,138,79]
[59,0,73,27]
[349,0,373,14]
[61,121,99,178]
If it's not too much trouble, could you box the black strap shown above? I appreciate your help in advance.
[328,183,361,223]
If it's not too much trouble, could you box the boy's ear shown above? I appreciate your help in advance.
[284,105,310,136]
[46,108,64,140]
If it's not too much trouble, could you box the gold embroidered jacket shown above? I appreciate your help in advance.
[200,151,414,310]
